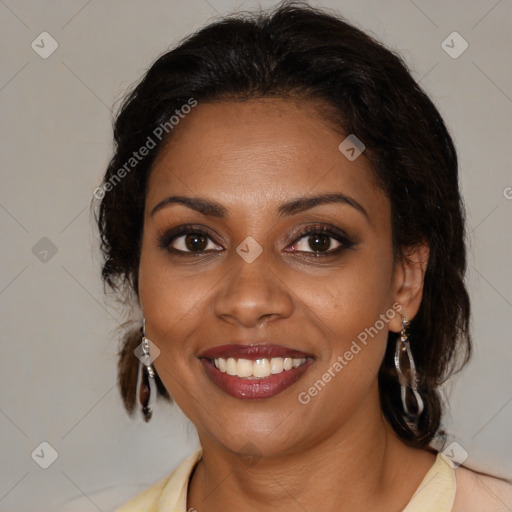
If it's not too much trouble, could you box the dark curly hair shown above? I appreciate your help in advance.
[96,0,471,448]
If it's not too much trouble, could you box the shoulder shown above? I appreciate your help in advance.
[115,449,203,512]
[452,464,512,512]
[58,485,151,512]
[114,472,175,512]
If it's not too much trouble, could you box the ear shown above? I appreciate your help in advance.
[388,242,430,333]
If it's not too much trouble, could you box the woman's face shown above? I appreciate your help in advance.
[139,98,414,456]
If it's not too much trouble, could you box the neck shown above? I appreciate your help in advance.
[187,393,436,512]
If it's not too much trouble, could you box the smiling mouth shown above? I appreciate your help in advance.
[210,356,308,378]
[198,343,315,399]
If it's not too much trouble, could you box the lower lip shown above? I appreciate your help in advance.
[200,358,314,400]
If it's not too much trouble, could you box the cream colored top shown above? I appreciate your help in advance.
[115,449,512,511]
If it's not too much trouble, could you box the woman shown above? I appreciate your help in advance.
[95,2,512,511]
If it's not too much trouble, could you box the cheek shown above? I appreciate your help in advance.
[299,244,395,334]
[138,250,204,409]
[293,255,395,424]
[138,239,220,398]
[139,226,206,311]
[294,242,395,398]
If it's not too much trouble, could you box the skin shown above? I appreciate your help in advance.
[138,98,433,512]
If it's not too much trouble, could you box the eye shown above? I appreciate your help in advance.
[293,232,341,253]
[286,225,354,256]
[158,225,223,254]
[171,232,220,252]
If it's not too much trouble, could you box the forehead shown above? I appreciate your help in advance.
[147,98,387,219]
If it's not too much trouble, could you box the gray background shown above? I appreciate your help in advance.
[0,1,511,511]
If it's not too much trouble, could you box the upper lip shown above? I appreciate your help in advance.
[199,343,314,360]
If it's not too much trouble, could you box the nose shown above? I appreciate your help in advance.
[213,250,294,328]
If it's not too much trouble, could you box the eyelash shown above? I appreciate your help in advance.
[157,223,356,258]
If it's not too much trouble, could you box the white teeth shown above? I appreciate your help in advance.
[217,358,226,372]
[253,359,271,378]
[270,357,284,374]
[212,356,307,378]
[226,357,237,376]
[236,358,253,378]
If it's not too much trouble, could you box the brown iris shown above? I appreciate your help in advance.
[185,233,208,251]
[308,234,331,252]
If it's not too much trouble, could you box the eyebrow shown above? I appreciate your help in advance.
[150,192,369,220]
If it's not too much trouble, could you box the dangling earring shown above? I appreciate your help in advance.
[138,318,156,422]
[394,315,424,420]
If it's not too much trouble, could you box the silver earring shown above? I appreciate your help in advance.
[394,316,424,420]
[139,318,155,422]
